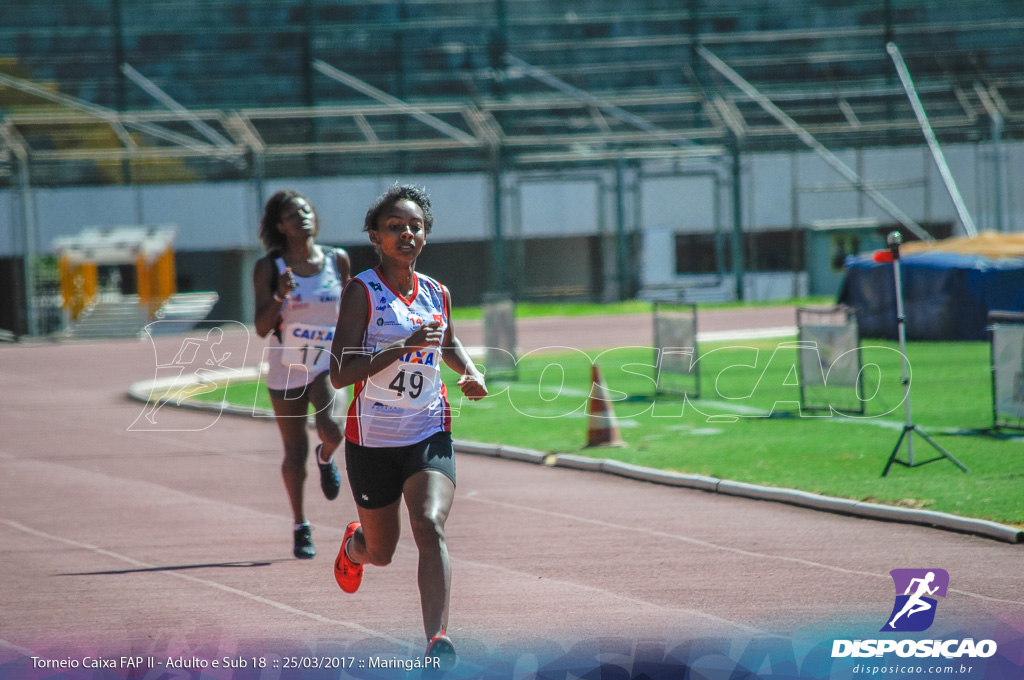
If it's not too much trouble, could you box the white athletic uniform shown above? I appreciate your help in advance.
[265,246,343,391]
[344,268,451,447]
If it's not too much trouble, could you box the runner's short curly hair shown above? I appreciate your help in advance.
[363,183,433,234]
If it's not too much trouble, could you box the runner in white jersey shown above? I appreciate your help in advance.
[329,184,486,671]
[253,190,351,560]
[344,266,451,447]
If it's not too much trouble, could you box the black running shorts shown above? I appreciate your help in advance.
[344,431,455,509]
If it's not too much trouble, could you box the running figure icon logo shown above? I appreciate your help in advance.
[881,568,949,632]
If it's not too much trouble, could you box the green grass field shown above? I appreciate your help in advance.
[192,336,1023,528]
[447,296,836,321]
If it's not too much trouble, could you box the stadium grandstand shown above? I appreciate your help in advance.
[2,0,1022,336]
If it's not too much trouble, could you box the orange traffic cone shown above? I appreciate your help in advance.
[585,364,626,447]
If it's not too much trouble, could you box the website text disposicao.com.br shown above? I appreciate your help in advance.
[836,638,997,676]
[850,662,979,676]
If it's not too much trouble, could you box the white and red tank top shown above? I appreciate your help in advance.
[345,268,451,447]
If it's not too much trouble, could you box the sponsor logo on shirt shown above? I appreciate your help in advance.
[291,327,334,342]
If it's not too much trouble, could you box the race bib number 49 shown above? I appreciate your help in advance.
[365,349,442,410]
[280,323,334,373]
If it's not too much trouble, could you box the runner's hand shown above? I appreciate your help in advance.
[277,267,296,299]
[457,373,487,401]
[403,321,443,350]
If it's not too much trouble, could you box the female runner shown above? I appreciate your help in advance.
[329,184,486,669]
[253,189,350,559]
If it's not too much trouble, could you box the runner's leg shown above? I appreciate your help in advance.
[308,372,342,463]
[403,469,456,639]
[270,393,310,524]
[350,499,403,567]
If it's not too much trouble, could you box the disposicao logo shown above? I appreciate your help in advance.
[831,568,998,660]
[882,568,948,632]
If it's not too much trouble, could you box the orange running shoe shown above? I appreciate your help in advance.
[425,632,457,671]
[333,522,363,593]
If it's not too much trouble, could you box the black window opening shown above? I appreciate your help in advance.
[675,230,805,275]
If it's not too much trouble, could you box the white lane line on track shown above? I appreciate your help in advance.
[3,456,323,531]
[5,451,763,638]
[5,450,758,634]
[0,518,415,651]
[0,638,33,656]
[451,554,768,636]
[4,409,276,463]
[463,496,1024,608]
[11,438,1021,617]
[2,450,767,638]
[11,403,1020,617]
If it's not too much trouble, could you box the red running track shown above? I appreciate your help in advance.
[0,314,1021,676]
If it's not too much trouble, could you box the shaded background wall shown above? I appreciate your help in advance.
[2,141,1020,327]
[3,0,1023,332]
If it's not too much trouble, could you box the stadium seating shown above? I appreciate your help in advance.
[1,0,1021,183]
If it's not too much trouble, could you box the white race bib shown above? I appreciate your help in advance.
[280,322,334,374]
[363,348,442,410]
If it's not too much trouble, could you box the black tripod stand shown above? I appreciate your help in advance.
[880,231,969,477]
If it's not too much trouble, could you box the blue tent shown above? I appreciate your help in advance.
[838,250,1024,340]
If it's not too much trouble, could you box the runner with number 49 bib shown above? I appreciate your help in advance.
[329,183,486,671]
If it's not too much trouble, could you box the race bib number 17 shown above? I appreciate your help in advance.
[280,323,334,374]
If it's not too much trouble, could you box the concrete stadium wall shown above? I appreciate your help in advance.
[5,142,1021,255]
[3,141,1021,320]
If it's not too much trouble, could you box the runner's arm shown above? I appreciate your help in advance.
[334,248,352,285]
[252,257,285,338]
[439,285,487,400]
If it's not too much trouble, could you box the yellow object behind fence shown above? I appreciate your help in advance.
[55,226,177,321]
[58,256,98,321]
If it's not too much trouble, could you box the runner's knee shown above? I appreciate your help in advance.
[281,442,308,471]
[409,512,446,548]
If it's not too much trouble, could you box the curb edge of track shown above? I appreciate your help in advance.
[125,377,1024,546]
[472,445,1022,545]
